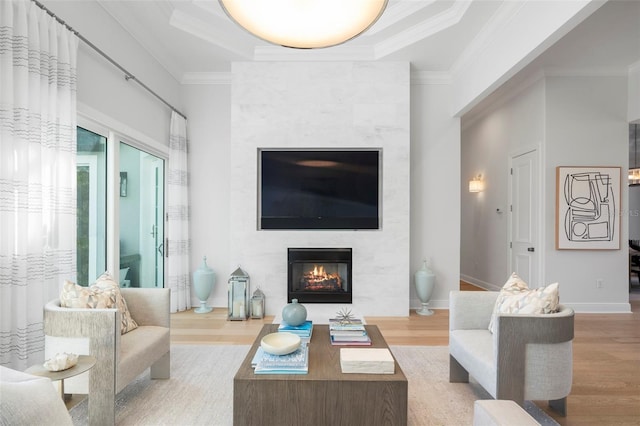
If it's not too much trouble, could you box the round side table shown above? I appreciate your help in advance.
[25,355,96,400]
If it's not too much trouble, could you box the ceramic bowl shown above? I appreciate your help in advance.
[261,332,301,355]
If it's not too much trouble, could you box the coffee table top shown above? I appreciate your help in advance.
[235,324,407,382]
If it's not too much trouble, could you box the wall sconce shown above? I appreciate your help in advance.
[469,175,484,193]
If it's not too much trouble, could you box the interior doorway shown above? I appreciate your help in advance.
[509,149,540,286]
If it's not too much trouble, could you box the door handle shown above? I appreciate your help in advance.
[527,247,535,252]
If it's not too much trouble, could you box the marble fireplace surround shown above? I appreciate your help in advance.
[229,62,410,318]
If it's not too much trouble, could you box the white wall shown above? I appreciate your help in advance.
[42,0,181,145]
[410,81,461,309]
[462,74,631,312]
[629,63,640,123]
[183,83,232,303]
[185,72,463,316]
[545,76,630,312]
[461,78,546,289]
[228,62,410,317]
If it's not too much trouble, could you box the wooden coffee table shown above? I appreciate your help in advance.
[233,324,408,426]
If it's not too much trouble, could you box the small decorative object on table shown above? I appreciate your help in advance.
[329,313,370,345]
[335,307,356,324]
[250,287,265,319]
[228,266,250,320]
[414,259,435,316]
[43,353,79,372]
[260,332,301,355]
[193,256,215,314]
[282,298,307,327]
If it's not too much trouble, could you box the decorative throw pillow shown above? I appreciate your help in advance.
[488,272,559,334]
[93,272,138,334]
[59,273,138,335]
[60,280,117,309]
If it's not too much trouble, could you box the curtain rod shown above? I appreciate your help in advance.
[32,0,187,120]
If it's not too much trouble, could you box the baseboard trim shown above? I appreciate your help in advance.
[460,274,501,291]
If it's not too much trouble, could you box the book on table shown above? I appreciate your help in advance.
[330,334,372,346]
[340,348,395,374]
[278,320,313,338]
[253,344,309,374]
[329,318,365,331]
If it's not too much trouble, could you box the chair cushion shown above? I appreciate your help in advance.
[488,273,559,333]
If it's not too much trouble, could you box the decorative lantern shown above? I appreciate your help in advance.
[250,288,265,319]
[228,266,250,320]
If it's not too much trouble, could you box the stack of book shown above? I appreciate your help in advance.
[329,318,371,346]
[252,344,309,375]
[278,320,313,342]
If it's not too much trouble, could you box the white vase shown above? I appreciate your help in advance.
[414,260,435,316]
[193,256,215,314]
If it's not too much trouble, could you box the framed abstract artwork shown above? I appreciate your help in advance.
[556,166,621,250]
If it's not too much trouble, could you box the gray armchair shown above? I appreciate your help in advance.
[449,290,574,415]
[44,287,170,426]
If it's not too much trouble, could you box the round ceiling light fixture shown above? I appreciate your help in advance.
[218,0,388,49]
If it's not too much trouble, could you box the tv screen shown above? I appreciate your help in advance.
[259,149,381,230]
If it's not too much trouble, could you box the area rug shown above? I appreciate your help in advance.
[70,345,559,425]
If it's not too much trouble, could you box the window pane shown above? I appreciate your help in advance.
[77,127,107,285]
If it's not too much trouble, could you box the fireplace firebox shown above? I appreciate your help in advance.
[288,248,352,304]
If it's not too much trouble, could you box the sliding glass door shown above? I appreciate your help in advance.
[119,142,165,288]
[76,127,107,285]
[76,121,166,288]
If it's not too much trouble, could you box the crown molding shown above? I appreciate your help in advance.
[450,0,525,75]
[365,0,436,36]
[543,67,629,78]
[169,9,252,59]
[253,45,376,62]
[374,0,472,59]
[181,72,232,85]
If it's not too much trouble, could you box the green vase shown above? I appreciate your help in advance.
[193,256,215,314]
[282,299,307,326]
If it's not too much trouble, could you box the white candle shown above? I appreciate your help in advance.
[239,302,245,318]
[252,300,263,317]
[233,301,242,318]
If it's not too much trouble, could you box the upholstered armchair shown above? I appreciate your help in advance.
[0,366,73,426]
[449,290,574,416]
[44,287,171,426]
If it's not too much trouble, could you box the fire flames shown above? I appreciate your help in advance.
[301,264,342,291]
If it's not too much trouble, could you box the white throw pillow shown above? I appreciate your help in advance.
[488,273,559,334]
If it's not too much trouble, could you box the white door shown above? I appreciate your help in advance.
[510,149,539,285]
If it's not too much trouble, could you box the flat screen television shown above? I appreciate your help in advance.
[259,149,381,230]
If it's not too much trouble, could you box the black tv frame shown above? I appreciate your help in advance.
[258,148,381,231]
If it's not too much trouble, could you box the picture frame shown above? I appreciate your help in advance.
[556,166,621,250]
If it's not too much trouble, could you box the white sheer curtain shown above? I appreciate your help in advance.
[0,0,78,370]
[167,111,191,312]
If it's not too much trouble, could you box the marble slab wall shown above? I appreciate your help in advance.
[229,62,410,317]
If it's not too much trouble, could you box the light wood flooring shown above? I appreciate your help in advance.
[170,282,640,426]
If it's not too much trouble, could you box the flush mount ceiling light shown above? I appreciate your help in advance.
[218,0,388,49]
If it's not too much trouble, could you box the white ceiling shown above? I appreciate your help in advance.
[95,0,639,87]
